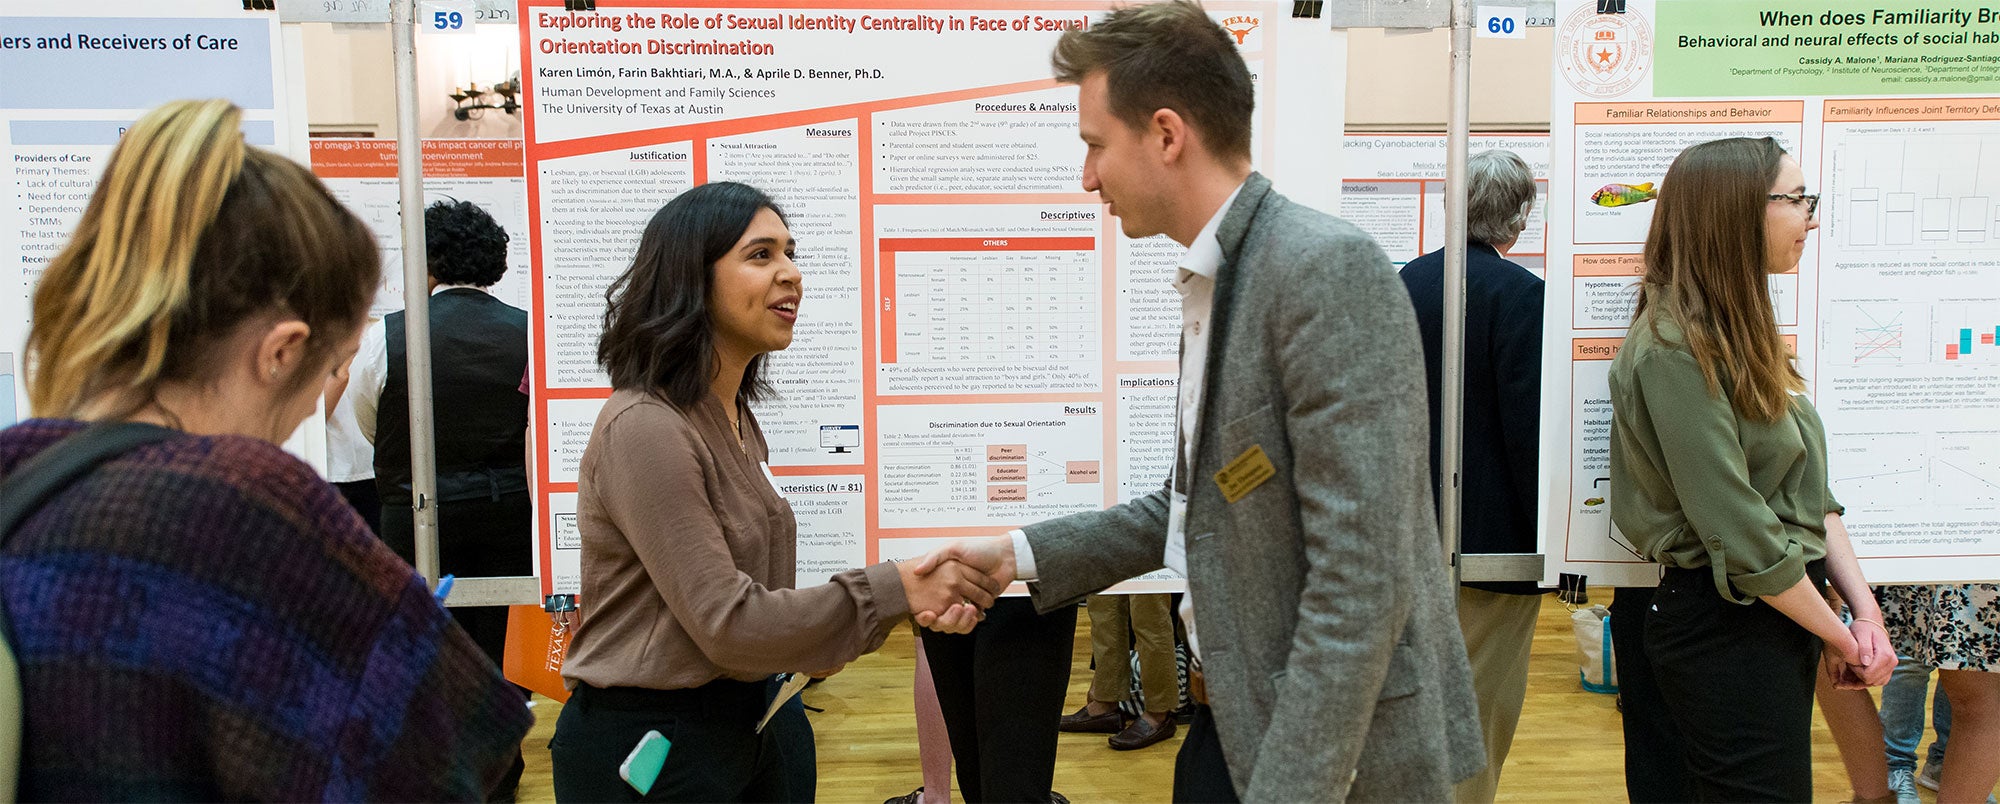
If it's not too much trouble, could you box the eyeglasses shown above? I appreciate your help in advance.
[1768,192,1820,219]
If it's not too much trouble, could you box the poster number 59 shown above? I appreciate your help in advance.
[421,0,475,34]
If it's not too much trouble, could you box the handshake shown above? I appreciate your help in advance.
[890,536,1021,634]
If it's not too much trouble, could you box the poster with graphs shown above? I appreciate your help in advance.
[1542,0,2000,585]
[515,0,1346,594]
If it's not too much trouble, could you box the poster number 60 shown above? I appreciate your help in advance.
[1476,6,1526,38]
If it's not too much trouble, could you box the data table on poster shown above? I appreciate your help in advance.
[879,236,1100,394]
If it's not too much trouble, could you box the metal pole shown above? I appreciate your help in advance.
[392,0,442,588]
[1441,0,1473,582]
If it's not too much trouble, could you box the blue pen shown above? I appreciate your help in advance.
[433,574,455,603]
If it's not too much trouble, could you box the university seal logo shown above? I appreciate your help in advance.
[1558,5,1652,98]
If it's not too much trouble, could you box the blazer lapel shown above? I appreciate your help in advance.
[1193,173,1275,475]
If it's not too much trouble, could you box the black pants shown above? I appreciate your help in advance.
[334,479,381,536]
[549,679,814,802]
[380,491,534,668]
[1610,586,1694,804]
[1172,705,1238,803]
[920,598,1076,803]
[382,492,534,797]
[1645,562,1824,802]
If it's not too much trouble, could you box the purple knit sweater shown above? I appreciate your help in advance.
[0,419,532,802]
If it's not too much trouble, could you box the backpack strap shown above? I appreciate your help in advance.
[0,422,178,542]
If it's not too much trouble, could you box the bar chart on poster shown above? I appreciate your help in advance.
[1541,0,2000,586]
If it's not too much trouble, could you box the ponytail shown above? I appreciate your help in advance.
[26,99,378,418]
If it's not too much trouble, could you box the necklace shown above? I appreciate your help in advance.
[731,413,747,454]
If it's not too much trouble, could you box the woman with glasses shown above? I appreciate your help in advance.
[1607,136,1893,801]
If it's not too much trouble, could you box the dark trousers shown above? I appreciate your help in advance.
[920,598,1076,803]
[334,479,381,536]
[549,679,814,802]
[380,491,534,668]
[1173,705,1239,803]
[1610,586,1694,804]
[382,492,534,798]
[1645,563,1824,802]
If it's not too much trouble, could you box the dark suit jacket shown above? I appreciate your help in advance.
[1399,242,1545,594]
[1021,174,1482,801]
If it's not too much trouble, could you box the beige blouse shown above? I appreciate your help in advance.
[561,389,907,691]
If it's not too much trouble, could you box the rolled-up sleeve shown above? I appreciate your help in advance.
[1631,350,1804,600]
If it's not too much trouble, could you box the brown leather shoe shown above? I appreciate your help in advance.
[1057,705,1125,733]
[1107,713,1177,750]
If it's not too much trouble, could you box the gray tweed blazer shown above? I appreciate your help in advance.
[1023,173,1484,802]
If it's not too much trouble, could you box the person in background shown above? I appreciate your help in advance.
[1060,592,1179,751]
[921,598,1078,803]
[1397,148,1545,803]
[1,99,528,801]
[1874,583,2000,803]
[345,198,533,799]
[884,631,956,804]
[348,199,533,666]
[324,318,381,535]
[1878,660,1973,802]
[549,181,1000,802]
[1607,136,1894,802]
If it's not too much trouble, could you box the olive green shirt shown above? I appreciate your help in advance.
[1608,315,1842,603]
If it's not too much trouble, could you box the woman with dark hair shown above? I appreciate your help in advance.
[1,100,530,800]
[549,181,1000,802]
[1608,136,1893,801]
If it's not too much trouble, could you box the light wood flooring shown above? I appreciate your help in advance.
[515,592,1995,802]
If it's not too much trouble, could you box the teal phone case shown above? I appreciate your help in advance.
[619,729,672,795]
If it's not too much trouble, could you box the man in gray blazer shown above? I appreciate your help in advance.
[912,2,1483,800]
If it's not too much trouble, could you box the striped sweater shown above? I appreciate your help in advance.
[0,419,531,801]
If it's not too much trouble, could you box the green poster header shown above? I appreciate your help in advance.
[1653,0,2000,96]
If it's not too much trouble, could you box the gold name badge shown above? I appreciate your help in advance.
[1214,445,1276,503]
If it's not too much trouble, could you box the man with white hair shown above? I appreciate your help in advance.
[1398,148,1546,803]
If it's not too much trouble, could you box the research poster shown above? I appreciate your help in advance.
[1341,132,1550,269]
[1,1,292,429]
[308,138,534,315]
[518,0,1346,592]
[1542,0,2000,586]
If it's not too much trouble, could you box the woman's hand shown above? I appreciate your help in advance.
[1847,618,1897,687]
[897,558,1004,634]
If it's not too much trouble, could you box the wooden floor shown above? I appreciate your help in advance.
[516,592,1994,803]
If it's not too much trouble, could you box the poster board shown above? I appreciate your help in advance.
[517,0,1347,593]
[1,1,295,434]
[1540,0,2000,586]
[308,138,534,315]
[1341,132,1551,269]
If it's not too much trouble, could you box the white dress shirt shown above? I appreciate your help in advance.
[1013,181,1244,659]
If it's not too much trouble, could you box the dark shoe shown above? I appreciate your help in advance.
[1058,705,1125,733]
[1050,792,1070,804]
[1108,713,1177,750]
[884,787,924,804]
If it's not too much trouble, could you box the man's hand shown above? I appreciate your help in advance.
[910,536,1018,586]
[898,557,1004,634]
